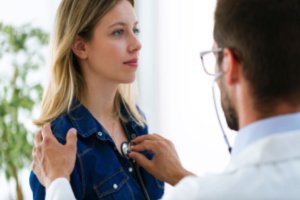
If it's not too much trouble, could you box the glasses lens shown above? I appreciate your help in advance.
[202,52,217,75]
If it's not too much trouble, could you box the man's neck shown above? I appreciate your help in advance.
[239,100,300,129]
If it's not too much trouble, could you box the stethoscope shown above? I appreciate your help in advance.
[121,141,132,159]
[121,141,151,200]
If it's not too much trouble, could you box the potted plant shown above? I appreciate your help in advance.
[0,23,48,200]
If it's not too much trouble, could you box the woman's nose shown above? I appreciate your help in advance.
[128,33,142,53]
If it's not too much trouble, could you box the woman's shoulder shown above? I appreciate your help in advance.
[51,113,74,143]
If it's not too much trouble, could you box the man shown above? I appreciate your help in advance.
[32,0,300,199]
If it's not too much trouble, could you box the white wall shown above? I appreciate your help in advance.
[0,0,60,30]
[137,1,237,195]
[138,0,237,170]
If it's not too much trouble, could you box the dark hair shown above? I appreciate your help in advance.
[214,0,300,112]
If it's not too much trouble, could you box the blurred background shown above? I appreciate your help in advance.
[0,0,236,199]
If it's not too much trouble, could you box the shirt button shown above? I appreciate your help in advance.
[128,167,133,173]
[131,133,136,139]
[97,131,103,137]
[113,183,118,190]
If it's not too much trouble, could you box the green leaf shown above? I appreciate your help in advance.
[0,22,48,182]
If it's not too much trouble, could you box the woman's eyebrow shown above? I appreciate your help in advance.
[108,21,139,28]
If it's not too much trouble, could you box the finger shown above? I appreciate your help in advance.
[32,161,38,174]
[131,135,148,144]
[66,128,77,148]
[153,133,169,141]
[129,152,153,172]
[32,149,40,172]
[131,134,161,144]
[41,123,56,144]
[32,152,37,164]
[32,147,37,158]
[34,131,42,146]
[32,145,42,159]
[131,140,157,153]
[32,160,42,185]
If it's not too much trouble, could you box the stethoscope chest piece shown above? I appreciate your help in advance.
[121,141,131,159]
[120,141,150,200]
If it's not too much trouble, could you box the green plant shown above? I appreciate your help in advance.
[0,23,48,200]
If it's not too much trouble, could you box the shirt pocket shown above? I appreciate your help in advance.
[93,168,132,200]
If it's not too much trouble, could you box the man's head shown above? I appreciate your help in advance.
[213,0,300,130]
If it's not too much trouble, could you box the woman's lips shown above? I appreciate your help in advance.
[124,59,138,68]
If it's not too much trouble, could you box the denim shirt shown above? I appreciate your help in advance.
[30,101,164,200]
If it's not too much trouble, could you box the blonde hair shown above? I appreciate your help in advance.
[34,0,145,127]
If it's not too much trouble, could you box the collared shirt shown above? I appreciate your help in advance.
[232,112,300,156]
[165,112,300,199]
[30,101,164,200]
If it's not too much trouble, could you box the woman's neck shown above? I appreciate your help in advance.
[81,78,119,122]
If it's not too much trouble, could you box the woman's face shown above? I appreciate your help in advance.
[80,0,141,84]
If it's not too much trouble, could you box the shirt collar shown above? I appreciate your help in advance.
[231,112,300,157]
[67,100,138,138]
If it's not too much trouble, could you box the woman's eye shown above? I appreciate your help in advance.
[133,28,140,35]
[112,29,124,36]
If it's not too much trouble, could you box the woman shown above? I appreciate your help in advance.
[29,0,164,199]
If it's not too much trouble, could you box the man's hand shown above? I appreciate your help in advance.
[129,134,194,186]
[32,123,77,188]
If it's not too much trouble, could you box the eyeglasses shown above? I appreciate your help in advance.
[200,48,223,76]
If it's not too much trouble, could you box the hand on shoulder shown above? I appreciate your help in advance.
[32,123,78,188]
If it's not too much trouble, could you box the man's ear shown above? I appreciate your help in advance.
[72,36,88,59]
[222,48,240,86]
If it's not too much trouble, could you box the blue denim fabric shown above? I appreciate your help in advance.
[30,101,164,200]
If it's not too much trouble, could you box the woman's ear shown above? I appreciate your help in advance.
[222,48,240,86]
[71,36,88,59]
